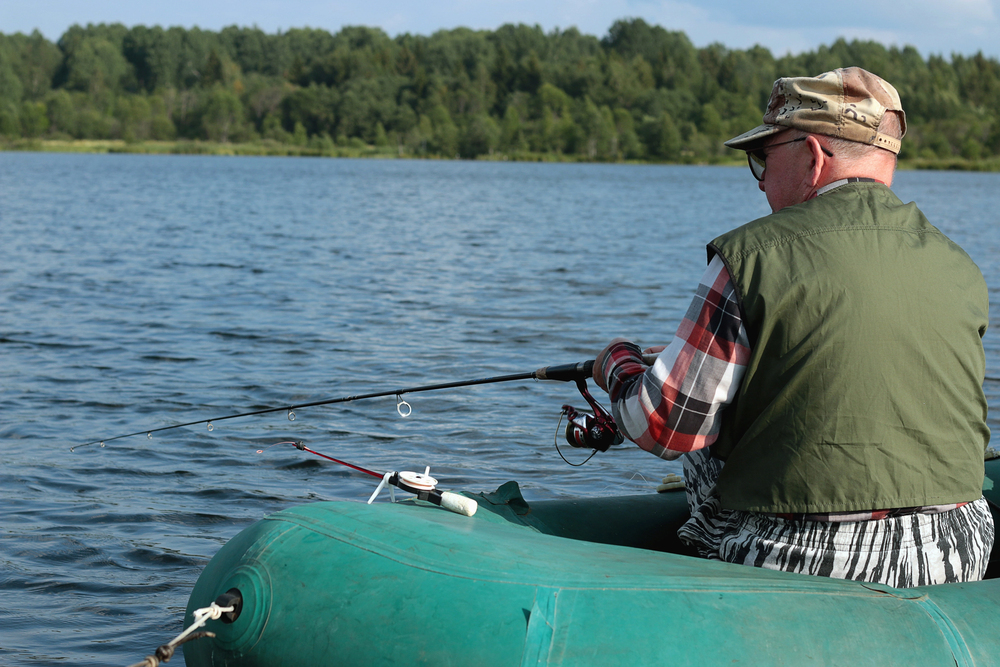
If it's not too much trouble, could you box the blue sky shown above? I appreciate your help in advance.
[3,0,998,60]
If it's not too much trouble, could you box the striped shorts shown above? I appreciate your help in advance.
[677,449,995,588]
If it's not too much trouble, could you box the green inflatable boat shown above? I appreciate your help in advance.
[184,457,1000,666]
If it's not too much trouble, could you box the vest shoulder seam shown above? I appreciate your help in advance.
[723,225,943,262]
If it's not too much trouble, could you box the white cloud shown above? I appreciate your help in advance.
[0,0,997,58]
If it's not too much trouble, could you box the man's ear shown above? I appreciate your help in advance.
[805,135,830,187]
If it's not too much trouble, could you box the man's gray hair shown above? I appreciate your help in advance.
[825,110,904,162]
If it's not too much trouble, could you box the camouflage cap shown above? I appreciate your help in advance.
[725,67,906,154]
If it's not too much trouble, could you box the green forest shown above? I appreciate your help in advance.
[2,19,1000,166]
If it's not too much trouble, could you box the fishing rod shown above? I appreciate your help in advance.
[73,359,607,451]
[265,441,479,517]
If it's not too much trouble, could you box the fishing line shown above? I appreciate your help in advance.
[552,411,598,467]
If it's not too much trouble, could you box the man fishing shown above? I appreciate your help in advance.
[592,67,994,587]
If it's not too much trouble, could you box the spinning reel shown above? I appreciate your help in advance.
[561,378,624,452]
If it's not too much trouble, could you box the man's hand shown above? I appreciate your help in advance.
[594,340,663,393]
[593,337,632,392]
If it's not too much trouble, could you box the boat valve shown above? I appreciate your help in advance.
[214,588,243,624]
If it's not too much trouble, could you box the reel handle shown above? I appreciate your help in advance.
[439,492,478,517]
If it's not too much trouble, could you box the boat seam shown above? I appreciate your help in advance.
[912,596,974,667]
[259,513,914,596]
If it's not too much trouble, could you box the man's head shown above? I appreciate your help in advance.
[726,67,906,211]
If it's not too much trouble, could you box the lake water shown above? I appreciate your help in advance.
[1,153,998,666]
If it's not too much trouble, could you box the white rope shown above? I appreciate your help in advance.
[125,603,234,667]
[170,602,234,646]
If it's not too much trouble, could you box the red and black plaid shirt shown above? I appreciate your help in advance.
[598,255,750,460]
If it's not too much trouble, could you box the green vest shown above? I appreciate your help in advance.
[709,182,989,513]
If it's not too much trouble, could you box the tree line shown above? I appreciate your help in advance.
[1,19,999,162]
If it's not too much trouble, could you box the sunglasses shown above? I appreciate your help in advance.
[748,136,834,181]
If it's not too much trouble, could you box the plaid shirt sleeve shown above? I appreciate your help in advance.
[598,255,750,460]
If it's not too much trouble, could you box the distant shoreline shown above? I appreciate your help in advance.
[4,138,999,172]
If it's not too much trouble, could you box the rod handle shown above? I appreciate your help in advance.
[439,492,478,517]
[534,353,660,382]
[534,360,595,382]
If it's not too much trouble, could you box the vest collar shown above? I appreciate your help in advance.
[816,177,882,197]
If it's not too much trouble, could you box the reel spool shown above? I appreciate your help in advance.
[397,468,437,492]
[562,405,621,452]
